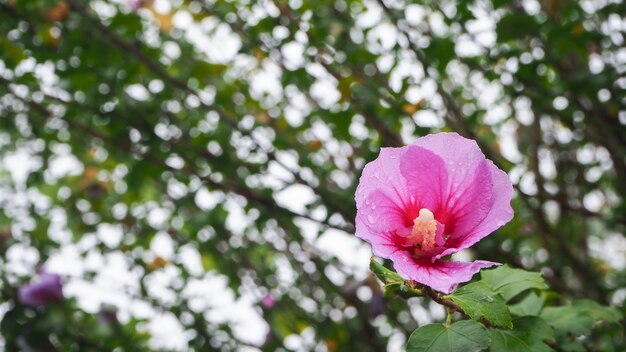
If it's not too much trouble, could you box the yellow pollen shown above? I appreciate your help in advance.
[408,208,438,252]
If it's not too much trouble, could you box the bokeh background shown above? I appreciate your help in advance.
[1,0,625,350]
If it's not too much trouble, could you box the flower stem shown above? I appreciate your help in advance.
[445,307,453,327]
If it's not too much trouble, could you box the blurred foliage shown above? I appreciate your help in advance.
[0,0,625,350]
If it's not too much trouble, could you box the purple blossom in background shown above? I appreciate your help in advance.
[18,272,64,307]
[261,294,275,308]
[355,133,514,293]
[99,309,119,325]
[129,0,146,11]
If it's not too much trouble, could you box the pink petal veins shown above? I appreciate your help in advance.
[356,147,414,238]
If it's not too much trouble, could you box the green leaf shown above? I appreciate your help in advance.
[481,266,548,302]
[496,14,537,42]
[540,306,594,337]
[538,300,622,351]
[558,340,586,352]
[570,299,623,323]
[489,316,555,352]
[509,292,545,317]
[406,320,490,352]
[447,282,512,328]
[370,258,403,287]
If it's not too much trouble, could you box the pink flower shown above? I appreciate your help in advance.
[355,133,513,293]
[18,272,64,307]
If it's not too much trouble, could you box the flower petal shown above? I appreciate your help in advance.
[390,250,499,293]
[437,159,514,258]
[355,215,404,257]
[403,132,513,256]
[355,147,415,242]
[399,145,449,218]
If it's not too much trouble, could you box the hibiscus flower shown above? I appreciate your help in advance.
[355,133,513,293]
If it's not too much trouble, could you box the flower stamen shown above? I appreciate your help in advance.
[407,208,438,253]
